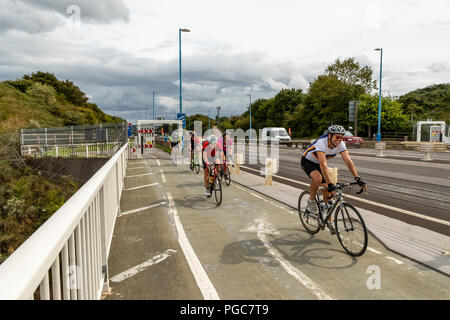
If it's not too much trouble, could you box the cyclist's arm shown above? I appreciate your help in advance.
[340,150,358,178]
[202,149,209,165]
[317,152,333,185]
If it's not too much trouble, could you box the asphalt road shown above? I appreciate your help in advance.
[105,151,450,300]
[242,147,450,236]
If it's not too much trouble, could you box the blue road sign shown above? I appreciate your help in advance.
[128,125,132,137]
[177,113,186,129]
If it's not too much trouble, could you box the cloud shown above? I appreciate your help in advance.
[0,0,129,34]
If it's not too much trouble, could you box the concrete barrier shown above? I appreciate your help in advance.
[375,142,386,157]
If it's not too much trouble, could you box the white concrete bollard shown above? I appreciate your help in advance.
[375,142,386,157]
[328,167,338,184]
[264,158,273,186]
[235,153,243,174]
[420,143,433,161]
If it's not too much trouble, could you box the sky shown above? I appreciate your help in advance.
[0,0,449,122]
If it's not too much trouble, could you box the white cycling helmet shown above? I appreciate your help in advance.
[207,135,217,144]
[327,125,345,135]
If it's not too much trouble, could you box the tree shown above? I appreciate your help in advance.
[358,94,410,137]
[325,57,377,95]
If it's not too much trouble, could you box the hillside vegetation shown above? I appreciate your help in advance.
[0,72,121,263]
[0,71,123,133]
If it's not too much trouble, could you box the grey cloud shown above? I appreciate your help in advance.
[25,0,130,23]
[0,0,129,34]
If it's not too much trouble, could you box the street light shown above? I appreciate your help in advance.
[375,48,383,142]
[152,91,155,120]
[247,93,252,139]
[179,28,190,115]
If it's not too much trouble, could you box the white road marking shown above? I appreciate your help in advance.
[160,170,166,183]
[367,247,383,255]
[157,160,161,166]
[119,201,168,216]
[125,183,159,191]
[254,218,333,300]
[127,166,151,169]
[126,172,158,178]
[110,249,177,283]
[240,165,450,227]
[166,192,220,300]
[129,161,147,165]
[386,256,404,265]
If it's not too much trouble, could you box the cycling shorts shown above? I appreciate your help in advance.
[301,157,326,183]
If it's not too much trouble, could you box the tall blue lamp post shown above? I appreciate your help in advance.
[247,93,252,139]
[152,91,155,120]
[179,28,190,114]
[375,48,383,142]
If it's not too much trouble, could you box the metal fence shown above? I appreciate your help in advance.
[0,143,128,300]
[20,122,128,158]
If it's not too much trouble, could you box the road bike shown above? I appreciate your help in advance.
[190,151,201,174]
[297,182,368,257]
[207,164,222,206]
[218,160,231,186]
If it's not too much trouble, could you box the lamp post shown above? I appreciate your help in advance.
[179,28,190,115]
[208,108,211,131]
[247,93,252,139]
[375,48,383,142]
[152,91,155,120]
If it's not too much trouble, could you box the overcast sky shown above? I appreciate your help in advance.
[0,0,449,122]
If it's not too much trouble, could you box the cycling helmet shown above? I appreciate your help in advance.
[327,125,345,135]
[207,135,217,144]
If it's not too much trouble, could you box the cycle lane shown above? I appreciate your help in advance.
[161,159,450,299]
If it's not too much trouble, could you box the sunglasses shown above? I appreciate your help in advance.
[334,135,344,140]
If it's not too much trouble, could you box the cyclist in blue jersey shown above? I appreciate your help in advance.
[301,125,366,233]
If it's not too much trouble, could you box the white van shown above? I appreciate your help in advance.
[261,127,291,142]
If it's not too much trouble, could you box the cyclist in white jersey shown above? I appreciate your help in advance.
[301,125,366,234]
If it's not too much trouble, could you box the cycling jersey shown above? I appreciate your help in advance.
[218,136,233,153]
[302,134,347,164]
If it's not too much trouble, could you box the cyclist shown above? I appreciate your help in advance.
[218,131,233,176]
[202,135,224,196]
[301,125,366,234]
[169,135,180,165]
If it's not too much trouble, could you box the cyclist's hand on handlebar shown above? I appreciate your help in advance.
[327,183,336,192]
[355,176,367,194]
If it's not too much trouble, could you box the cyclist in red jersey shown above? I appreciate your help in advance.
[202,135,224,196]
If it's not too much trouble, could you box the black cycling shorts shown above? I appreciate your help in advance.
[301,157,326,183]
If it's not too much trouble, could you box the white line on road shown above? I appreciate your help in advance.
[255,218,333,300]
[125,183,159,191]
[126,172,158,178]
[110,249,177,283]
[160,169,166,183]
[240,165,450,227]
[367,247,383,255]
[386,256,404,265]
[127,166,151,169]
[166,192,220,300]
[157,160,161,166]
[119,201,168,216]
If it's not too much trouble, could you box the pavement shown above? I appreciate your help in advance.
[232,165,450,277]
[103,148,450,300]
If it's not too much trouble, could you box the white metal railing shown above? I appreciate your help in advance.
[0,143,128,300]
[22,143,120,158]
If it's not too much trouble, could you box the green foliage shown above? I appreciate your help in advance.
[0,160,79,263]
[358,94,410,137]
[397,83,450,122]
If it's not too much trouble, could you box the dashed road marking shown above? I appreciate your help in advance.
[125,183,159,191]
[386,256,404,265]
[119,201,168,216]
[160,170,166,183]
[126,172,158,178]
[367,247,383,255]
[110,249,177,283]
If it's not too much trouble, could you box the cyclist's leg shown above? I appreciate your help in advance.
[203,160,209,188]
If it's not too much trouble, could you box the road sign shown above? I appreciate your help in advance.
[177,113,186,129]
[128,125,132,137]
[349,101,355,122]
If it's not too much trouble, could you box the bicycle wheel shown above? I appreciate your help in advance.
[224,166,231,186]
[297,191,320,234]
[334,203,368,257]
[214,176,222,206]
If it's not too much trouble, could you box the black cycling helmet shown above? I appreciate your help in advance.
[327,125,345,135]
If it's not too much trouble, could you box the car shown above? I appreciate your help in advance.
[261,127,291,142]
[343,131,363,147]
